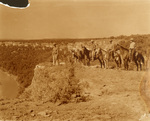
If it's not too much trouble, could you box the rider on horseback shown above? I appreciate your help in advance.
[129,38,136,62]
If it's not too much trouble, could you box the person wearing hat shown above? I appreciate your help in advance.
[129,38,136,62]
[52,43,59,65]
[91,40,96,61]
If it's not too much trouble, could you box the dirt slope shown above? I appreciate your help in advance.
[0,65,147,121]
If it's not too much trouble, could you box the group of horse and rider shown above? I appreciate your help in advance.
[52,38,146,71]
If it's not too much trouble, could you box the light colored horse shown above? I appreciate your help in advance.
[95,48,109,69]
[114,44,130,70]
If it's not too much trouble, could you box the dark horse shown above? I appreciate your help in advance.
[133,50,144,71]
[81,46,92,66]
[81,46,108,68]
[114,44,130,70]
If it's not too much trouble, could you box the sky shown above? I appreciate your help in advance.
[0,0,150,40]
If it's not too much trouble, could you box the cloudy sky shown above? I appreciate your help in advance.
[0,0,150,40]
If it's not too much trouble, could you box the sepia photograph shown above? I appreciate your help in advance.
[0,0,150,120]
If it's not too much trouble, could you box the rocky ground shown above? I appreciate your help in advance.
[0,63,149,121]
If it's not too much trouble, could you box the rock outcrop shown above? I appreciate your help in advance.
[22,62,89,103]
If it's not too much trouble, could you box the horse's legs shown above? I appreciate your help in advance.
[140,63,143,71]
[85,58,87,66]
[103,60,106,69]
[119,57,122,68]
[124,60,126,70]
[99,59,102,68]
[103,60,107,69]
[115,60,118,69]
[101,61,103,68]
[87,59,90,66]
[82,58,85,65]
[86,56,90,66]
[127,62,129,70]
[119,61,121,68]
[75,58,77,63]
[124,60,128,70]
[84,57,86,66]
[107,60,109,69]
[104,59,108,69]
[120,55,124,68]
[136,63,139,71]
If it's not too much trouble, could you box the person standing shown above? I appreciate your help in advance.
[108,40,115,61]
[52,43,59,65]
[91,40,96,61]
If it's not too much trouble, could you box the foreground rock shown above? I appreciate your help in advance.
[22,62,89,104]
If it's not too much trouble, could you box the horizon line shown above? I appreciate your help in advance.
[0,33,149,41]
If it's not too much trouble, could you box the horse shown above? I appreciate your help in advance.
[108,49,114,62]
[95,48,109,69]
[81,46,111,68]
[71,49,84,63]
[81,46,92,66]
[112,50,122,68]
[81,46,106,67]
[132,50,144,71]
[114,44,130,70]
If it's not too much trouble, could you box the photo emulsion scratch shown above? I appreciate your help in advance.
[0,0,150,121]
